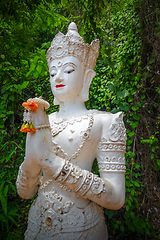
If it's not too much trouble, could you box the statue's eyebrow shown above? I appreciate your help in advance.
[50,66,56,69]
[63,62,77,67]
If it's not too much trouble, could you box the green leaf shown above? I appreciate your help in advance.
[108,83,115,91]
[120,224,124,232]
[8,215,18,226]
[1,195,7,214]
[128,131,135,137]
[156,159,160,166]
[10,66,15,70]
[113,99,119,104]
[36,65,43,74]
[1,54,5,59]
[0,181,5,192]
[4,185,9,197]
[7,111,14,115]
[131,106,139,111]
[119,102,130,111]
[26,70,32,77]
[9,95,14,101]
[134,182,140,187]
[0,213,6,223]
[33,70,39,79]
[33,56,39,64]
[4,61,11,65]
[111,108,119,113]
[133,113,141,120]
[29,62,36,72]
[127,139,133,145]
[154,165,160,171]
[105,58,117,69]
[21,81,29,89]
[126,205,129,211]
[130,121,138,128]
[105,210,114,219]
[47,16,51,26]
[149,59,154,64]
[128,97,133,102]
[141,95,145,99]
[117,90,129,98]
[146,228,150,236]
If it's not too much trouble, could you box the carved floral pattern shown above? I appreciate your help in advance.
[24,194,106,240]
[109,112,127,143]
[98,139,126,152]
[98,156,126,172]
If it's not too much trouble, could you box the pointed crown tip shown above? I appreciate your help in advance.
[68,22,78,32]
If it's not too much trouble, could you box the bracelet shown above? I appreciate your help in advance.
[36,124,50,130]
[16,162,40,190]
[75,172,93,196]
[55,160,106,198]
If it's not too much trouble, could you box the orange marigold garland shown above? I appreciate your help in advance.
[22,99,38,110]
[20,99,38,133]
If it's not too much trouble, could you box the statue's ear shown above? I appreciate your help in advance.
[81,69,96,102]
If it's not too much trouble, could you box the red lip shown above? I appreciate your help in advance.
[56,84,66,88]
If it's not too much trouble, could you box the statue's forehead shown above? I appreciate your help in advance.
[49,56,81,68]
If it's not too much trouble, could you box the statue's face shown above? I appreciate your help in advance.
[49,56,84,103]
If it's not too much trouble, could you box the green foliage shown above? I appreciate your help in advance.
[0,141,24,239]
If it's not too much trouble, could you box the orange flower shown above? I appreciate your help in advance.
[20,122,31,133]
[20,122,36,133]
[30,123,36,132]
[22,99,38,110]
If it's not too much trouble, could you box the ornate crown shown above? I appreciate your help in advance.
[46,22,100,69]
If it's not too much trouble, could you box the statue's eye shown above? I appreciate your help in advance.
[50,73,56,77]
[64,68,75,74]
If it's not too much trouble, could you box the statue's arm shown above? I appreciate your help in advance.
[16,127,65,200]
[16,98,54,199]
[16,133,42,199]
[16,160,41,199]
[95,111,126,209]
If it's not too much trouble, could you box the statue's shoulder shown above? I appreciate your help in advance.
[92,109,124,126]
[48,112,57,123]
[92,110,126,141]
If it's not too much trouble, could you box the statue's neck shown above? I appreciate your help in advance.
[58,100,87,119]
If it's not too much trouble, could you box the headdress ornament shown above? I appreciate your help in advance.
[46,22,100,69]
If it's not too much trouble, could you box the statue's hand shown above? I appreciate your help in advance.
[26,127,52,162]
[22,97,53,173]
[25,128,65,177]
[22,97,65,176]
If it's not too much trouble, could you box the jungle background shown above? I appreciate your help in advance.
[0,0,160,239]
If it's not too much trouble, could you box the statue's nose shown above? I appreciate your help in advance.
[55,70,63,83]
[55,78,63,83]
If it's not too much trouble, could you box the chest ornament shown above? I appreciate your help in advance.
[51,114,94,162]
[51,114,89,137]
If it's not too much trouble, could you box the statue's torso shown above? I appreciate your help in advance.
[25,110,112,240]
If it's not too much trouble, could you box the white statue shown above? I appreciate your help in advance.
[16,22,126,240]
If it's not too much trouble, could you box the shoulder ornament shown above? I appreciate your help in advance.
[109,112,127,143]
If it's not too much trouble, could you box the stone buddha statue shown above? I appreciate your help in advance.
[16,22,126,240]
